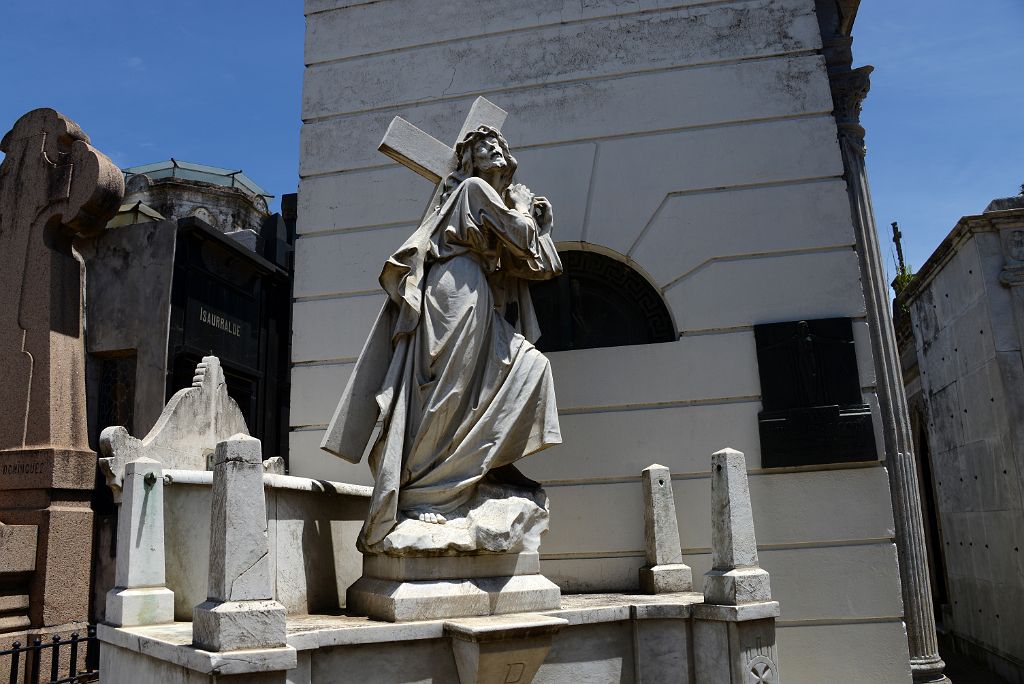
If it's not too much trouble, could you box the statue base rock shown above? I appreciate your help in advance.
[347,551,560,622]
[362,482,550,556]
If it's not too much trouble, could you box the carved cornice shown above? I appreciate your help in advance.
[836,0,859,36]
[815,0,860,69]
[815,0,860,39]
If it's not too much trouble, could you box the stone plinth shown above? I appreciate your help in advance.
[348,552,560,623]
[694,448,780,683]
[703,449,770,605]
[692,605,780,684]
[639,464,692,594]
[346,476,560,622]
[105,457,174,627]
[446,613,568,684]
[98,592,707,684]
[192,435,286,652]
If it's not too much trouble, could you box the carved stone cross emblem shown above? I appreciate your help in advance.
[747,655,777,683]
[377,96,507,208]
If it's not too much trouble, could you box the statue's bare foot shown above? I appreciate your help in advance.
[410,511,446,524]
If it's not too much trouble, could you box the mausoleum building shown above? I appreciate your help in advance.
[287,0,947,681]
[897,187,1024,684]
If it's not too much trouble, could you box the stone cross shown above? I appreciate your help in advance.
[638,464,692,593]
[193,434,286,652]
[378,96,507,208]
[0,108,123,453]
[891,221,905,273]
[0,108,122,632]
[105,456,174,627]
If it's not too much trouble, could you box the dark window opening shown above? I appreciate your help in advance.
[529,250,675,352]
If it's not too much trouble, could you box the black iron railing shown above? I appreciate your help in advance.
[1,625,98,684]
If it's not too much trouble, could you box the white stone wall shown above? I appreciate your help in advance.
[295,1,909,681]
[907,220,1024,677]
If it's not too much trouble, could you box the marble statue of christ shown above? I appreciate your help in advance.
[322,125,563,551]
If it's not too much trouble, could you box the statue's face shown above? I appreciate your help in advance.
[471,135,507,174]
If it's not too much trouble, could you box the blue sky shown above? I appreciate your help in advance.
[855,1,1024,276]
[1,1,1021,280]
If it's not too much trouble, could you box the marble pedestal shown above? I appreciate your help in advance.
[347,551,560,622]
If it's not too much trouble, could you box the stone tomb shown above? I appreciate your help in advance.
[291,3,933,681]
[98,443,779,683]
[94,356,369,624]
[0,108,123,675]
[91,98,783,684]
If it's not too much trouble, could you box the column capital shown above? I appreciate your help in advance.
[830,65,873,152]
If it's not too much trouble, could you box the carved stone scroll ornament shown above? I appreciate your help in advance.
[99,356,249,501]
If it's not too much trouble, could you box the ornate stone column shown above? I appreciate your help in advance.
[830,65,950,683]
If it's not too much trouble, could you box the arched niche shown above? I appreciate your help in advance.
[529,249,676,352]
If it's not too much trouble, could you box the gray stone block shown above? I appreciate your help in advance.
[639,564,693,594]
[192,600,287,653]
[347,574,560,623]
[703,567,772,606]
[639,464,693,595]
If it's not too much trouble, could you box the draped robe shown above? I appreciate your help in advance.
[321,176,563,549]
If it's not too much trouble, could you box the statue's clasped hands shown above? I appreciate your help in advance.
[505,183,553,233]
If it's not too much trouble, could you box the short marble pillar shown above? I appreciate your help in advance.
[703,450,771,605]
[192,435,286,652]
[694,448,780,683]
[105,457,174,627]
[639,464,692,593]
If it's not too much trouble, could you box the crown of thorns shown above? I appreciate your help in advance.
[454,125,516,174]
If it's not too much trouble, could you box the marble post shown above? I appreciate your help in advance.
[105,457,174,626]
[830,64,949,683]
[192,435,286,652]
[701,449,771,606]
[639,464,692,593]
[693,448,780,683]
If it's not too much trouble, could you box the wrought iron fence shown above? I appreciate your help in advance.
[0,626,99,684]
